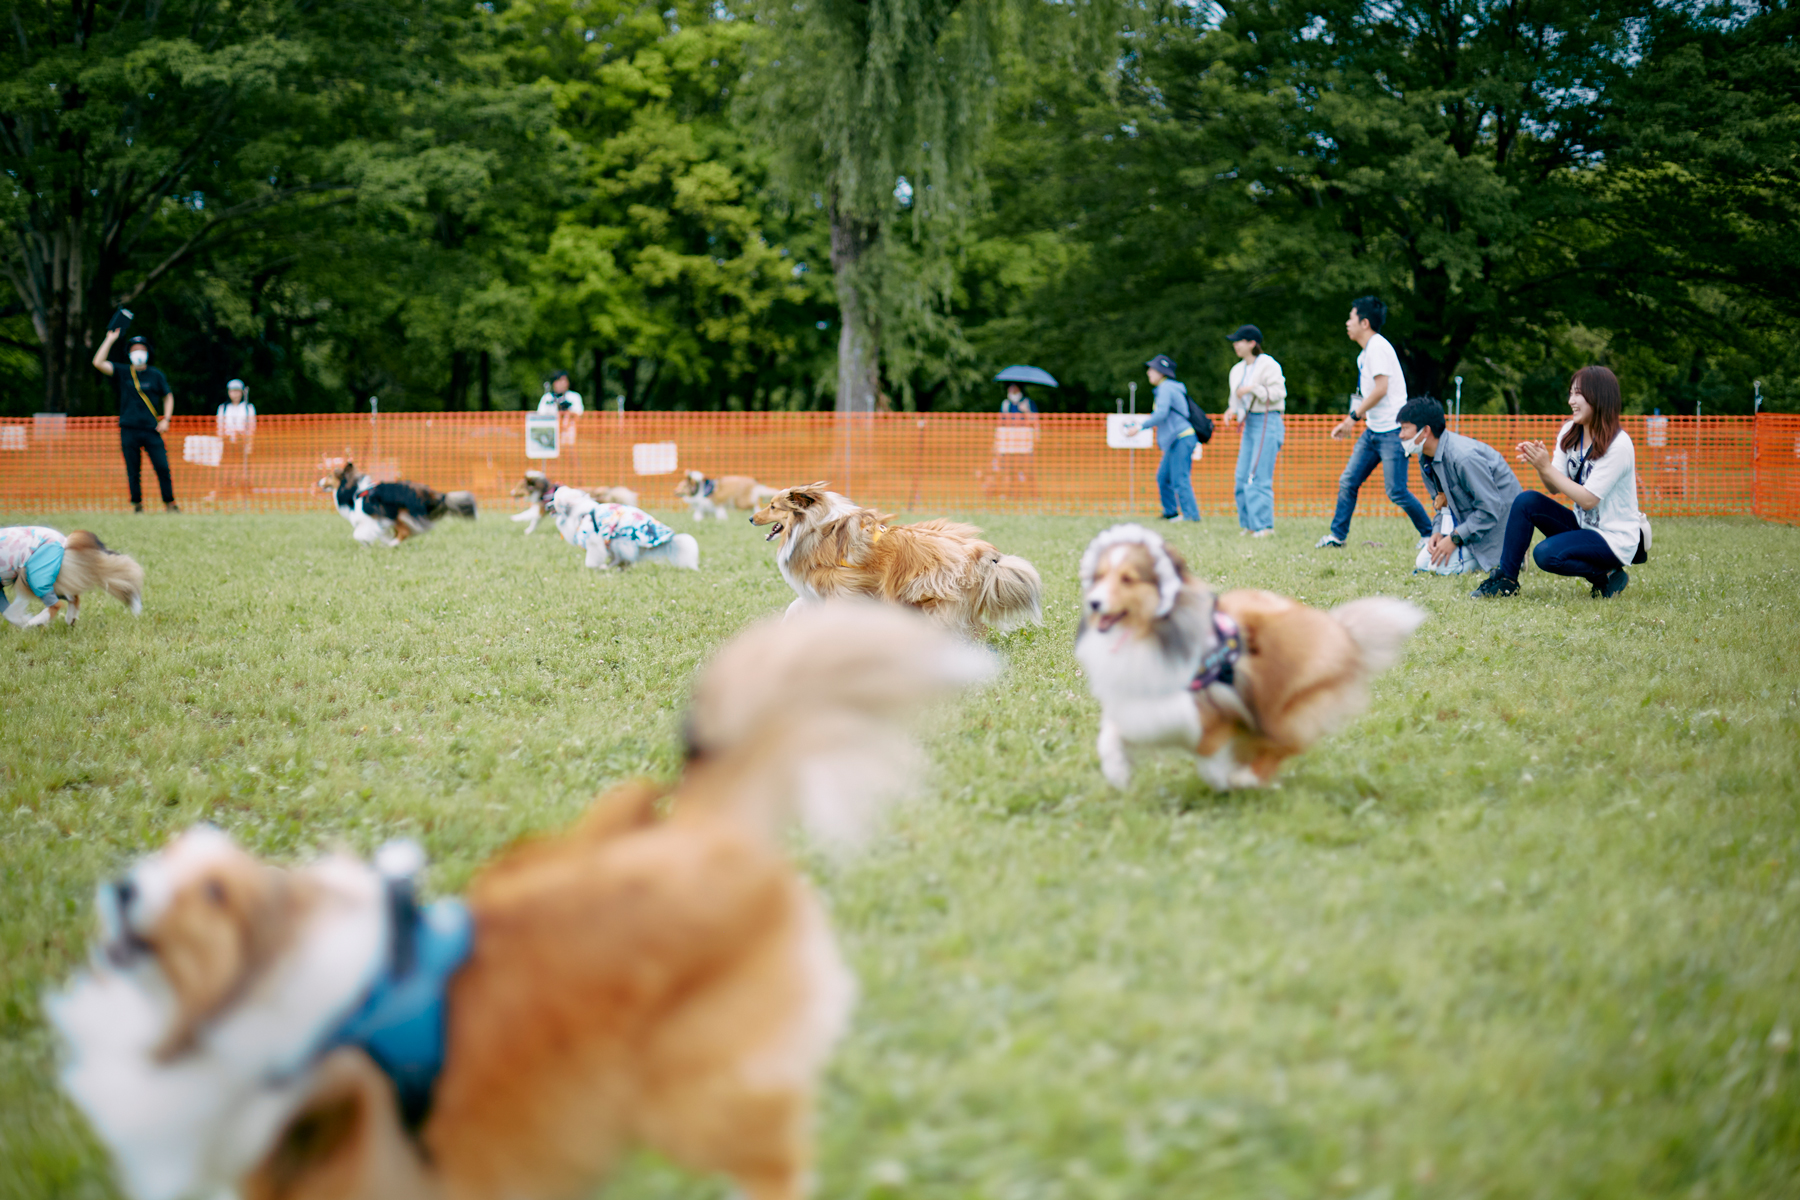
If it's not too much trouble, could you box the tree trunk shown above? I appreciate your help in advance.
[592,347,606,408]
[829,210,880,415]
[446,351,469,410]
[479,350,491,411]
[622,359,638,409]
[1502,385,1521,416]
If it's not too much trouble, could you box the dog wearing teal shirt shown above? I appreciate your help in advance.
[0,527,144,628]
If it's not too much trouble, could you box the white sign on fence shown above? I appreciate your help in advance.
[525,412,560,459]
[994,427,1036,455]
[633,441,679,475]
[0,427,25,451]
[183,435,223,466]
[1106,414,1155,449]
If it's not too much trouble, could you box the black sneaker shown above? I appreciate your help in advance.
[165,502,180,513]
[1470,570,1519,598]
[1593,567,1628,599]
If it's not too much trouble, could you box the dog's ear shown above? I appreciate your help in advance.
[789,482,832,509]
[1160,543,1194,581]
[243,1049,418,1200]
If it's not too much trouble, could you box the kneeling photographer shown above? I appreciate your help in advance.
[1398,397,1520,576]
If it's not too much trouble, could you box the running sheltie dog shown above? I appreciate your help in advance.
[509,471,639,535]
[47,603,992,1200]
[1,526,144,628]
[1076,524,1425,790]
[750,482,1042,639]
[676,470,777,522]
[318,459,477,547]
[550,486,699,571]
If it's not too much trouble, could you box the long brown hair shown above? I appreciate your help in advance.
[1561,365,1623,459]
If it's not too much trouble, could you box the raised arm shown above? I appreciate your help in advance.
[92,329,119,376]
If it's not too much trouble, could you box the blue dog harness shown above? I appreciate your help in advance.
[313,881,474,1130]
[1189,609,1243,692]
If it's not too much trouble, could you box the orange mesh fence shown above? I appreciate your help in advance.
[0,411,1785,521]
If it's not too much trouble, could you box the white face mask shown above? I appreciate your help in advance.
[128,351,148,368]
[1401,430,1427,457]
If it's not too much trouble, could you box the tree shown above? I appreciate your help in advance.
[0,0,471,412]
[749,0,1002,411]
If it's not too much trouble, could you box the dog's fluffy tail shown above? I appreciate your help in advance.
[57,532,144,616]
[443,491,478,519]
[679,602,994,850]
[667,533,700,570]
[1331,597,1427,675]
[975,553,1043,633]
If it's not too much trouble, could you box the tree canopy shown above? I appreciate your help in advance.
[3,0,1793,416]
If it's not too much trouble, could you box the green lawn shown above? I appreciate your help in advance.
[3,507,1798,1200]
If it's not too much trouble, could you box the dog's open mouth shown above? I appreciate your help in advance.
[764,520,784,542]
[1093,611,1125,633]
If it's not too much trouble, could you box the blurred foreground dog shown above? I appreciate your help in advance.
[676,469,777,521]
[509,471,639,535]
[1076,524,1424,789]
[1,525,144,627]
[318,458,476,547]
[47,603,993,1200]
[549,486,699,571]
[750,482,1042,638]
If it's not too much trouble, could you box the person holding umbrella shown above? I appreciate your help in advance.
[990,365,1053,494]
[1222,324,1286,537]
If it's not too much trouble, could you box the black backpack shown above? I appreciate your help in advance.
[1183,392,1215,443]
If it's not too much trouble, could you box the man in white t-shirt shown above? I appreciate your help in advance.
[1316,296,1433,549]
[537,370,584,414]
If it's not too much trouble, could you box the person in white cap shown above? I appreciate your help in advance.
[217,379,257,499]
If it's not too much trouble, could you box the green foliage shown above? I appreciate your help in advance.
[2,510,1798,1197]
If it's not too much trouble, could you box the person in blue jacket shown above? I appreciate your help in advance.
[1126,354,1201,522]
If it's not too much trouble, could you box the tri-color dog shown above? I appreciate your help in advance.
[318,459,476,546]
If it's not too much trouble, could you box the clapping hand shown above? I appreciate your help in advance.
[1517,440,1551,469]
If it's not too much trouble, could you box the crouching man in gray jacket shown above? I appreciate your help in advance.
[1397,398,1521,575]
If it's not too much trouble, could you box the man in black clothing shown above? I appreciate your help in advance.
[92,329,179,512]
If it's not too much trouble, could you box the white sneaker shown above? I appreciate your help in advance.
[1252,528,1274,538]
[1315,533,1345,549]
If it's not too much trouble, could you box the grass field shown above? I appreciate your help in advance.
[3,505,1799,1200]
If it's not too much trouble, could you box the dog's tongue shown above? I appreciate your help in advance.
[764,522,783,542]
[1095,612,1123,633]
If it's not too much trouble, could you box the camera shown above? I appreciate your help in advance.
[556,398,573,412]
[107,308,134,333]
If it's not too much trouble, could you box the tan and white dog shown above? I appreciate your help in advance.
[750,482,1043,639]
[1075,524,1424,789]
[2,526,145,628]
[48,603,992,1200]
[508,471,639,535]
[675,470,777,522]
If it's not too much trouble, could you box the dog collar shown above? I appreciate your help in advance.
[316,880,473,1130]
[699,478,716,498]
[1190,610,1243,692]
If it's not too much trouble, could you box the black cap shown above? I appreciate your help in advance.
[1145,354,1178,379]
[126,336,150,349]
[1226,324,1263,343]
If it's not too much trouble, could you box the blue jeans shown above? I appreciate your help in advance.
[1234,411,1284,531]
[1328,427,1431,540]
[1496,491,1623,585]
[1157,433,1200,521]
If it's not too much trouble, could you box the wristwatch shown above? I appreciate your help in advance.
[1449,532,1465,547]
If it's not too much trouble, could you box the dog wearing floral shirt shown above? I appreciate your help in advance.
[550,488,700,571]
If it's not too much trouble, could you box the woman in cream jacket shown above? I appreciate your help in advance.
[1223,324,1287,535]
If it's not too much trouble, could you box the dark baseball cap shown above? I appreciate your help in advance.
[126,335,150,348]
[1145,354,1178,378]
[1226,324,1263,343]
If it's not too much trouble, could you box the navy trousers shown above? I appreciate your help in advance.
[121,426,175,506]
[1496,491,1621,585]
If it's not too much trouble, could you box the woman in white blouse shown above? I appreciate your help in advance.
[216,379,256,496]
[1472,365,1650,599]
[1222,324,1286,536]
